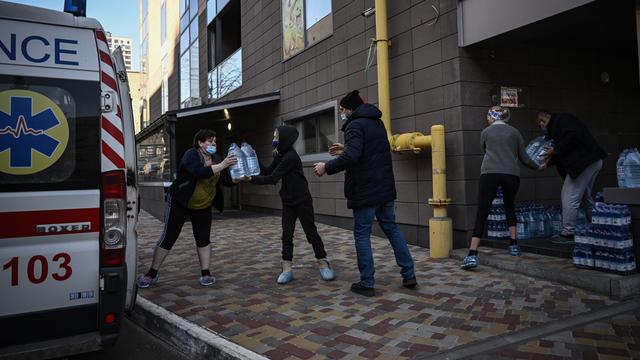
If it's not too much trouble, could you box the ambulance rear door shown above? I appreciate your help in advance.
[0,16,102,347]
[111,46,138,312]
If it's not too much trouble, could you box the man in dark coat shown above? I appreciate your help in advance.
[247,125,335,284]
[314,90,417,297]
[538,111,607,240]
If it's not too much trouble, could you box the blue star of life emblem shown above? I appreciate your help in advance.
[0,96,60,168]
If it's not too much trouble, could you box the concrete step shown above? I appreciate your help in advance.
[451,248,640,299]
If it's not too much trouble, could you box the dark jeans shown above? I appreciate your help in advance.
[472,173,520,238]
[352,201,415,288]
[281,200,327,261]
[157,194,212,250]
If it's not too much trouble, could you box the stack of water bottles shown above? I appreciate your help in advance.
[228,142,261,180]
[515,203,562,240]
[617,148,640,188]
[526,136,555,167]
[487,187,510,240]
[573,197,636,275]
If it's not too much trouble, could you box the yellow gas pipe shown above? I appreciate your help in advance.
[374,0,452,258]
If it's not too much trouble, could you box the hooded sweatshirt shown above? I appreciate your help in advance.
[250,125,312,205]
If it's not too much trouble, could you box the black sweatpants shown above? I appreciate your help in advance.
[472,173,520,238]
[281,199,327,261]
[157,194,212,250]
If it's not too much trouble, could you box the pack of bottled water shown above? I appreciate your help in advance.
[525,136,555,167]
[515,203,561,240]
[572,197,636,275]
[617,148,640,188]
[487,187,510,240]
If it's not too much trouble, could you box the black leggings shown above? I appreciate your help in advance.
[157,194,212,250]
[282,200,327,261]
[472,173,520,238]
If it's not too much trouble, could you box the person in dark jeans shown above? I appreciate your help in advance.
[313,90,417,297]
[244,125,335,284]
[460,107,541,270]
[137,129,237,288]
[537,110,607,241]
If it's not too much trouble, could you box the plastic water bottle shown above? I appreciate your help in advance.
[624,148,640,188]
[617,150,628,187]
[535,139,555,166]
[526,137,543,159]
[552,207,562,236]
[240,142,261,176]
[228,143,246,180]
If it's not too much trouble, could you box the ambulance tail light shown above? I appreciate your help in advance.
[101,170,126,267]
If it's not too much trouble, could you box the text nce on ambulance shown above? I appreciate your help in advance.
[0,1,138,357]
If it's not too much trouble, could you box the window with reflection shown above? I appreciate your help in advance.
[180,0,201,108]
[291,110,335,155]
[137,128,171,183]
[207,0,242,100]
[282,0,332,60]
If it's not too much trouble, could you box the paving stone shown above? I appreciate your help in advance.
[136,210,618,359]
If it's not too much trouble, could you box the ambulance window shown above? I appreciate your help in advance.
[0,76,101,192]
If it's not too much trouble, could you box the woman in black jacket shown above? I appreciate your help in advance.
[245,125,335,284]
[137,129,236,288]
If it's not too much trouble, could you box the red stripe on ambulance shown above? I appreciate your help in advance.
[0,208,99,239]
[95,29,125,171]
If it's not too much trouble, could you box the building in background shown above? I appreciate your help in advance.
[136,0,640,254]
[127,71,143,133]
[106,32,133,71]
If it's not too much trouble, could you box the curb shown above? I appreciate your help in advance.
[451,249,640,299]
[130,295,268,360]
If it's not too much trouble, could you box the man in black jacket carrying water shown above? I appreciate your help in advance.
[537,111,607,241]
[245,126,335,284]
[314,90,417,297]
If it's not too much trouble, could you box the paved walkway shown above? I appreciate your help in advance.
[135,210,637,359]
[473,309,640,359]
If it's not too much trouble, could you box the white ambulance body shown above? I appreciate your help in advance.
[0,1,138,358]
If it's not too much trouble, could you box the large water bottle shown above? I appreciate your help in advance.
[228,143,247,180]
[240,142,261,176]
[617,150,628,187]
[624,148,640,188]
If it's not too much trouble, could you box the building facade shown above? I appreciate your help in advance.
[136,0,640,250]
[106,33,134,71]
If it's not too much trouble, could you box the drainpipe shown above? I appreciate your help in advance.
[374,0,452,258]
[374,0,393,144]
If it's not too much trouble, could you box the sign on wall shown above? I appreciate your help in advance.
[500,86,522,107]
[282,0,305,60]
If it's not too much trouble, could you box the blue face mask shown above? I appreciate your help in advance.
[206,145,217,155]
[272,140,279,149]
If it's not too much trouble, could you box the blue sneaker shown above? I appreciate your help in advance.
[508,244,522,256]
[317,259,335,281]
[137,274,158,288]
[199,275,216,286]
[277,261,294,284]
[460,255,478,270]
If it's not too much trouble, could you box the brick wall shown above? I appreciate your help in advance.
[186,0,640,249]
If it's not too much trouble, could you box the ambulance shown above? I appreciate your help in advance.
[0,1,138,358]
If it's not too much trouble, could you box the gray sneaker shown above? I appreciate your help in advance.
[460,255,478,270]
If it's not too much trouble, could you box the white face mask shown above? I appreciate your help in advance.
[340,113,348,121]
